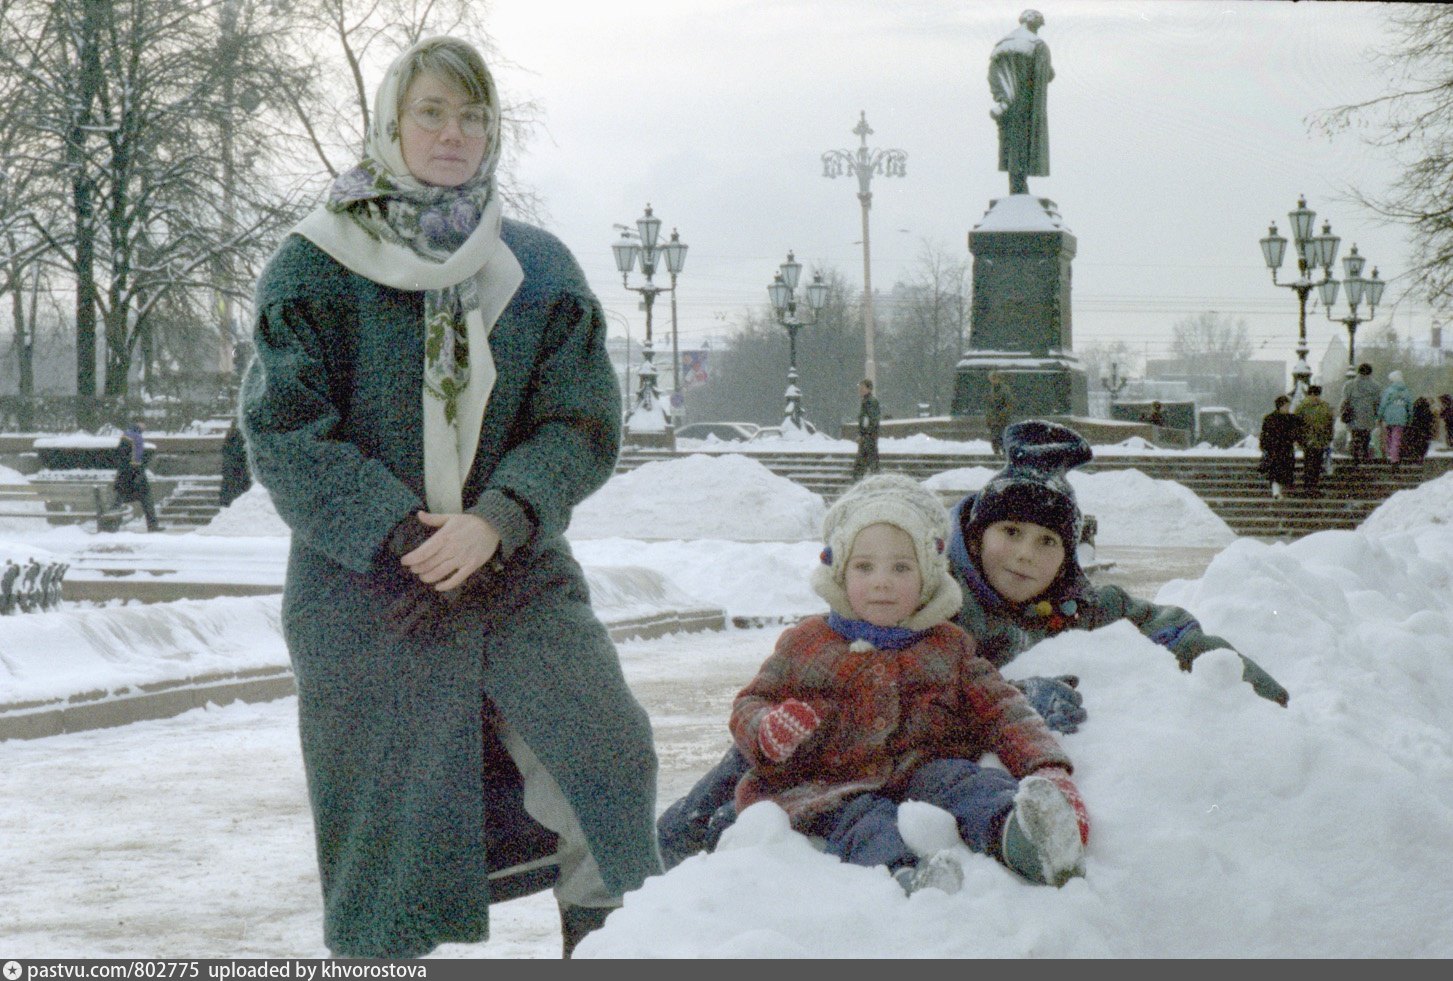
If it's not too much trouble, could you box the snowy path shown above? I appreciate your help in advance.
[0,626,778,960]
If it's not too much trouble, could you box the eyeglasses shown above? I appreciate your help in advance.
[404,99,492,139]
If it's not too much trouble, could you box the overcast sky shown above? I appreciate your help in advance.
[483,0,1426,377]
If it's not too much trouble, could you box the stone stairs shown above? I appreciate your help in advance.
[617,446,1448,540]
[156,476,223,529]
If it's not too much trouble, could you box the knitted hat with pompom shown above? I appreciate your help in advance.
[811,473,962,630]
[962,420,1093,586]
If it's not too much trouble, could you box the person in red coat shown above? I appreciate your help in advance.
[729,474,1089,892]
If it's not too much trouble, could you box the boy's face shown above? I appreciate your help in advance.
[979,520,1066,604]
[844,523,923,627]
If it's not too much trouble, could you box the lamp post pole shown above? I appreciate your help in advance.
[1316,243,1387,372]
[1259,195,1341,406]
[767,251,829,434]
[822,111,905,387]
[611,205,687,436]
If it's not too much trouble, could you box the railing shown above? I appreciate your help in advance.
[1,558,69,614]
[0,394,236,434]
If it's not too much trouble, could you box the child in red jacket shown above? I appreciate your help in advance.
[729,474,1089,892]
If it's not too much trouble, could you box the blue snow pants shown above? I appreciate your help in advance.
[806,759,1019,872]
[657,745,749,869]
[658,750,1018,873]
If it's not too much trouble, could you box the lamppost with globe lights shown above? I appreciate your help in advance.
[1315,243,1387,375]
[766,251,829,435]
[1259,195,1342,404]
[611,204,687,437]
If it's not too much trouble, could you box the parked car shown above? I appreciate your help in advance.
[673,422,763,443]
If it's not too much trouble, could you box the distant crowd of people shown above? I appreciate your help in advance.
[1258,363,1451,499]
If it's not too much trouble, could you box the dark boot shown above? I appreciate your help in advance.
[560,903,616,959]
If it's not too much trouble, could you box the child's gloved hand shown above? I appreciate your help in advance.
[1036,766,1090,845]
[1012,675,1087,733]
[757,698,821,763]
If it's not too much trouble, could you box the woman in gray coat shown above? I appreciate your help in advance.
[241,36,659,958]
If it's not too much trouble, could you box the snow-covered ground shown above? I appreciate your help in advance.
[2,450,1452,957]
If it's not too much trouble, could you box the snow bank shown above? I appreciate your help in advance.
[1360,470,1453,537]
[922,466,1236,547]
[569,454,827,541]
[571,538,822,620]
[587,519,1453,958]
[198,485,290,537]
[0,596,289,706]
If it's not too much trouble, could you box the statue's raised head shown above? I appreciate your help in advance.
[1019,9,1045,30]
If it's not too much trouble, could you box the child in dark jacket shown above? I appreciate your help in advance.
[949,420,1288,730]
[658,423,1288,871]
[727,474,1089,892]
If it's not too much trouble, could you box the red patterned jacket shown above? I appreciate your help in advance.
[731,616,1071,825]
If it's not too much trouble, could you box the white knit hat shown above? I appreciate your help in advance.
[810,473,963,630]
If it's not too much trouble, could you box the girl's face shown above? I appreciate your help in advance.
[399,73,489,188]
[844,523,923,627]
[979,520,1066,604]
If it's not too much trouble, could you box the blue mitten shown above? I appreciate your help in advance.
[1012,675,1087,734]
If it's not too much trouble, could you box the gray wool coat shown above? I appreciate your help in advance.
[241,219,661,958]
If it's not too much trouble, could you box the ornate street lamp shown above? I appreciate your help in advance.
[1259,195,1341,404]
[822,111,906,386]
[1316,243,1387,373]
[1101,361,1129,402]
[611,204,687,436]
[766,251,829,434]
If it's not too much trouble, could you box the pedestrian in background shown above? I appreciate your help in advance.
[1377,370,1415,466]
[850,378,881,481]
[112,420,161,532]
[1294,384,1333,497]
[1404,396,1435,467]
[1339,363,1382,467]
[1259,395,1300,500]
[985,372,1015,456]
[1438,394,1453,450]
[218,419,253,508]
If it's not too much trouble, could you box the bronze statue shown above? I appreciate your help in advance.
[989,9,1053,195]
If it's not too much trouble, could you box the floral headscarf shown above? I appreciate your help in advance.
[326,36,504,425]
[292,36,523,514]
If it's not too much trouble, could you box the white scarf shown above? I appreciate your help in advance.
[291,37,523,513]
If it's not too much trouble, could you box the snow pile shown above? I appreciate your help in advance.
[1,464,31,483]
[1,540,60,565]
[922,466,1236,547]
[198,485,290,538]
[572,539,822,620]
[0,596,288,706]
[569,454,827,541]
[587,519,1453,958]
[1359,470,1453,537]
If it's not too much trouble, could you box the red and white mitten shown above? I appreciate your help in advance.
[757,698,821,763]
[1038,767,1090,845]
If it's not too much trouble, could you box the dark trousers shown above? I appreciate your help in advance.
[1349,428,1372,465]
[850,434,879,481]
[657,746,749,870]
[1302,446,1327,492]
[807,759,1019,872]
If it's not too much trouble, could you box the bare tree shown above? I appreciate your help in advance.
[688,268,865,432]
[1315,5,1453,317]
[878,242,969,418]
[270,0,545,219]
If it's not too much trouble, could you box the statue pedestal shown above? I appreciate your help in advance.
[952,195,1087,418]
